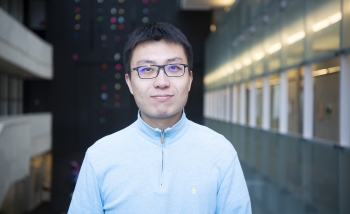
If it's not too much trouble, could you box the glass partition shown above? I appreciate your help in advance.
[287,67,303,135]
[312,57,340,143]
[306,0,341,59]
[270,74,280,130]
[282,0,305,67]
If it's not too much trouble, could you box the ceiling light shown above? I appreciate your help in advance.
[235,63,242,70]
[253,51,265,61]
[312,12,342,32]
[286,31,305,45]
[210,24,216,32]
[312,69,327,77]
[267,42,282,54]
[243,58,252,66]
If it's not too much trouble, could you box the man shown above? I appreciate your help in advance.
[68,22,251,214]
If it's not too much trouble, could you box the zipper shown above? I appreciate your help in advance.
[160,129,165,187]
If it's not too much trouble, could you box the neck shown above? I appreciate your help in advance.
[140,110,183,130]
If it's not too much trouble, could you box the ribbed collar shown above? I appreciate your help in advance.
[136,109,189,145]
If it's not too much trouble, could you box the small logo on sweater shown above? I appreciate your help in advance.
[191,186,196,194]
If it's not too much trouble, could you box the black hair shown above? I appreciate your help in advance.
[123,22,193,74]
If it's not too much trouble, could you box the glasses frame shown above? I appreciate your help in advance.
[130,63,190,79]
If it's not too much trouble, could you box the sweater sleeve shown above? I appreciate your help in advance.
[215,152,252,214]
[68,153,104,214]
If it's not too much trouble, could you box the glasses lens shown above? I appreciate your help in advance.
[165,64,184,76]
[137,66,157,78]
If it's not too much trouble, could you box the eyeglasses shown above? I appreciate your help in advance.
[130,64,189,79]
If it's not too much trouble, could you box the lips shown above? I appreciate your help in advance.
[151,94,173,100]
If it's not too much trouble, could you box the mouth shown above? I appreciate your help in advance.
[151,94,173,101]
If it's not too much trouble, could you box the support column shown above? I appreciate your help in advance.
[232,85,238,123]
[279,71,288,134]
[239,83,246,125]
[262,76,270,130]
[249,80,256,127]
[303,64,314,139]
[340,54,350,147]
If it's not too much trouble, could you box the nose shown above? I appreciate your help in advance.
[153,67,170,89]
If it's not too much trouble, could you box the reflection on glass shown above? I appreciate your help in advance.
[256,78,263,127]
[312,57,340,142]
[287,68,303,134]
[270,74,280,130]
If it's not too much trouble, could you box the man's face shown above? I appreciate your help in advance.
[125,39,193,127]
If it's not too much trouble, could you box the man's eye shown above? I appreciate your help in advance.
[139,67,153,73]
[168,65,181,71]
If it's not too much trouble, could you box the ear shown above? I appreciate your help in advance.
[125,73,134,95]
[188,70,193,92]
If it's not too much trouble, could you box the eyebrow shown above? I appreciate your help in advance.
[136,57,184,66]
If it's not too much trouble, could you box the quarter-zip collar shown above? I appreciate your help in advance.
[136,109,189,145]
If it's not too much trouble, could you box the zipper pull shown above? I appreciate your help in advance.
[161,129,164,144]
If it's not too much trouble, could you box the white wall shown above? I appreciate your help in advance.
[0,7,53,79]
[0,113,52,206]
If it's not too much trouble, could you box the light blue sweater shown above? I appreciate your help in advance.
[68,112,251,214]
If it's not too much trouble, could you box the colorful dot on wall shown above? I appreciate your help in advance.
[101,84,108,90]
[75,0,80,3]
[115,73,121,79]
[97,8,104,14]
[142,8,149,15]
[142,0,149,4]
[97,0,104,3]
[75,24,81,30]
[115,101,121,108]
[118,24,124,30]
[72,54,79,61]
[115,64,122,70]
[118,0,125,3]
[111,8,117,14]
[75,7,81,13]
[73,32,79,39]
[110,16,117,23]
[101,102,108,108]
[115,83,121,90]
[142,17,149,23]
[75,14,81,20]
[115,36,121,42]
[99,117,106,124]
[151,0,157,3]
[101,43,107,49]
[97,16,103,22]
[114,53,121,61]
[114,93,121,100]
[102,63,108,69]
[118,16,125,23]
[101,93,108,100]
[101,34,107,41]
[110,24,117,30]
[100,109,105,115]
[118,9,125,15]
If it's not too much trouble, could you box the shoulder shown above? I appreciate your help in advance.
[186,120,236,155]
[87,122,137,156]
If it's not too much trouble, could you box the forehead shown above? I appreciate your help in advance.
[131,40,187,64]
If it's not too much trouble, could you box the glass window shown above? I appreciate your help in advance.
[256,78,263,127]
[313,57,340,142]
[270,74,280,130]
[282,0,305,67]
[245,82,250,124]
[306,0,341,59]
[264,14,282,72]
[287,68,303,135]
[342,0,350,49]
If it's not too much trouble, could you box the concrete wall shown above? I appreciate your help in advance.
[0,113,52,207]
[0,7,53,79]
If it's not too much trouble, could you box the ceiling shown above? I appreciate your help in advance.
[180,0,236,10]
